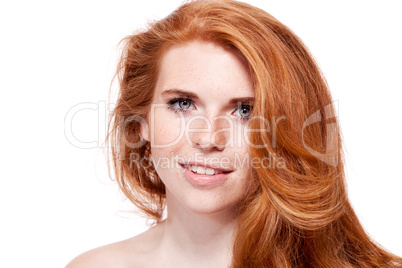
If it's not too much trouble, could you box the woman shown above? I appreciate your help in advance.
[67,0,402,267]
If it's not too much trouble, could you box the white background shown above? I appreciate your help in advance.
[1,0,401,267]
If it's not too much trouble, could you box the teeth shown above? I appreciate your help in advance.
[196,165,205,174]
[214,169,222,175]
[205,168,215,175]
[185,164,224,175]
[189,165,198,173]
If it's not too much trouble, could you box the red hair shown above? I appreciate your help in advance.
[106,0,402,266]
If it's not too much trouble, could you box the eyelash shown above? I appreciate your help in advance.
[166,97,194,114]
[166,97,253,121]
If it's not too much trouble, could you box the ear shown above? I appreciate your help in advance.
[140,117,150,142]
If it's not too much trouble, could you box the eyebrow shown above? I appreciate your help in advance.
[161,88,255,105]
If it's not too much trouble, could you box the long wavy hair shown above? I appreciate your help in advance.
[106,0,402,267]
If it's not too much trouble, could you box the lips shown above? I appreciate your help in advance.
[180,163,233,186]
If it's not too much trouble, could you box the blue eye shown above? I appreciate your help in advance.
[178,99,191,109]
[167,98,194,113]
[234,104,253,120]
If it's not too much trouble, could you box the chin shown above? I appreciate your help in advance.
[168,190,244,217]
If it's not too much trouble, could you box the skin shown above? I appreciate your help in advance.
[66,40,254,268]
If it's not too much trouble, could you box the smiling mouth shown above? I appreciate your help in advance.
[180,164,232,175]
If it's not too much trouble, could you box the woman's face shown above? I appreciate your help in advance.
[141,41,254,216]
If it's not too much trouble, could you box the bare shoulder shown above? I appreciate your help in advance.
[65,241,126,268]
[65,223,165,268]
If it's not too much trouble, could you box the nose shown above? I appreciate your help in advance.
[187,114,230,151]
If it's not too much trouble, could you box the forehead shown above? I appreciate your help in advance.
[154,41,253,100]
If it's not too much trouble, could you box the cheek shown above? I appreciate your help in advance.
[149,111,185,173]
[152,110,184,147]
[239,123,252,149]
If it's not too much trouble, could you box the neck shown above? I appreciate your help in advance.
[158,191,239,266]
